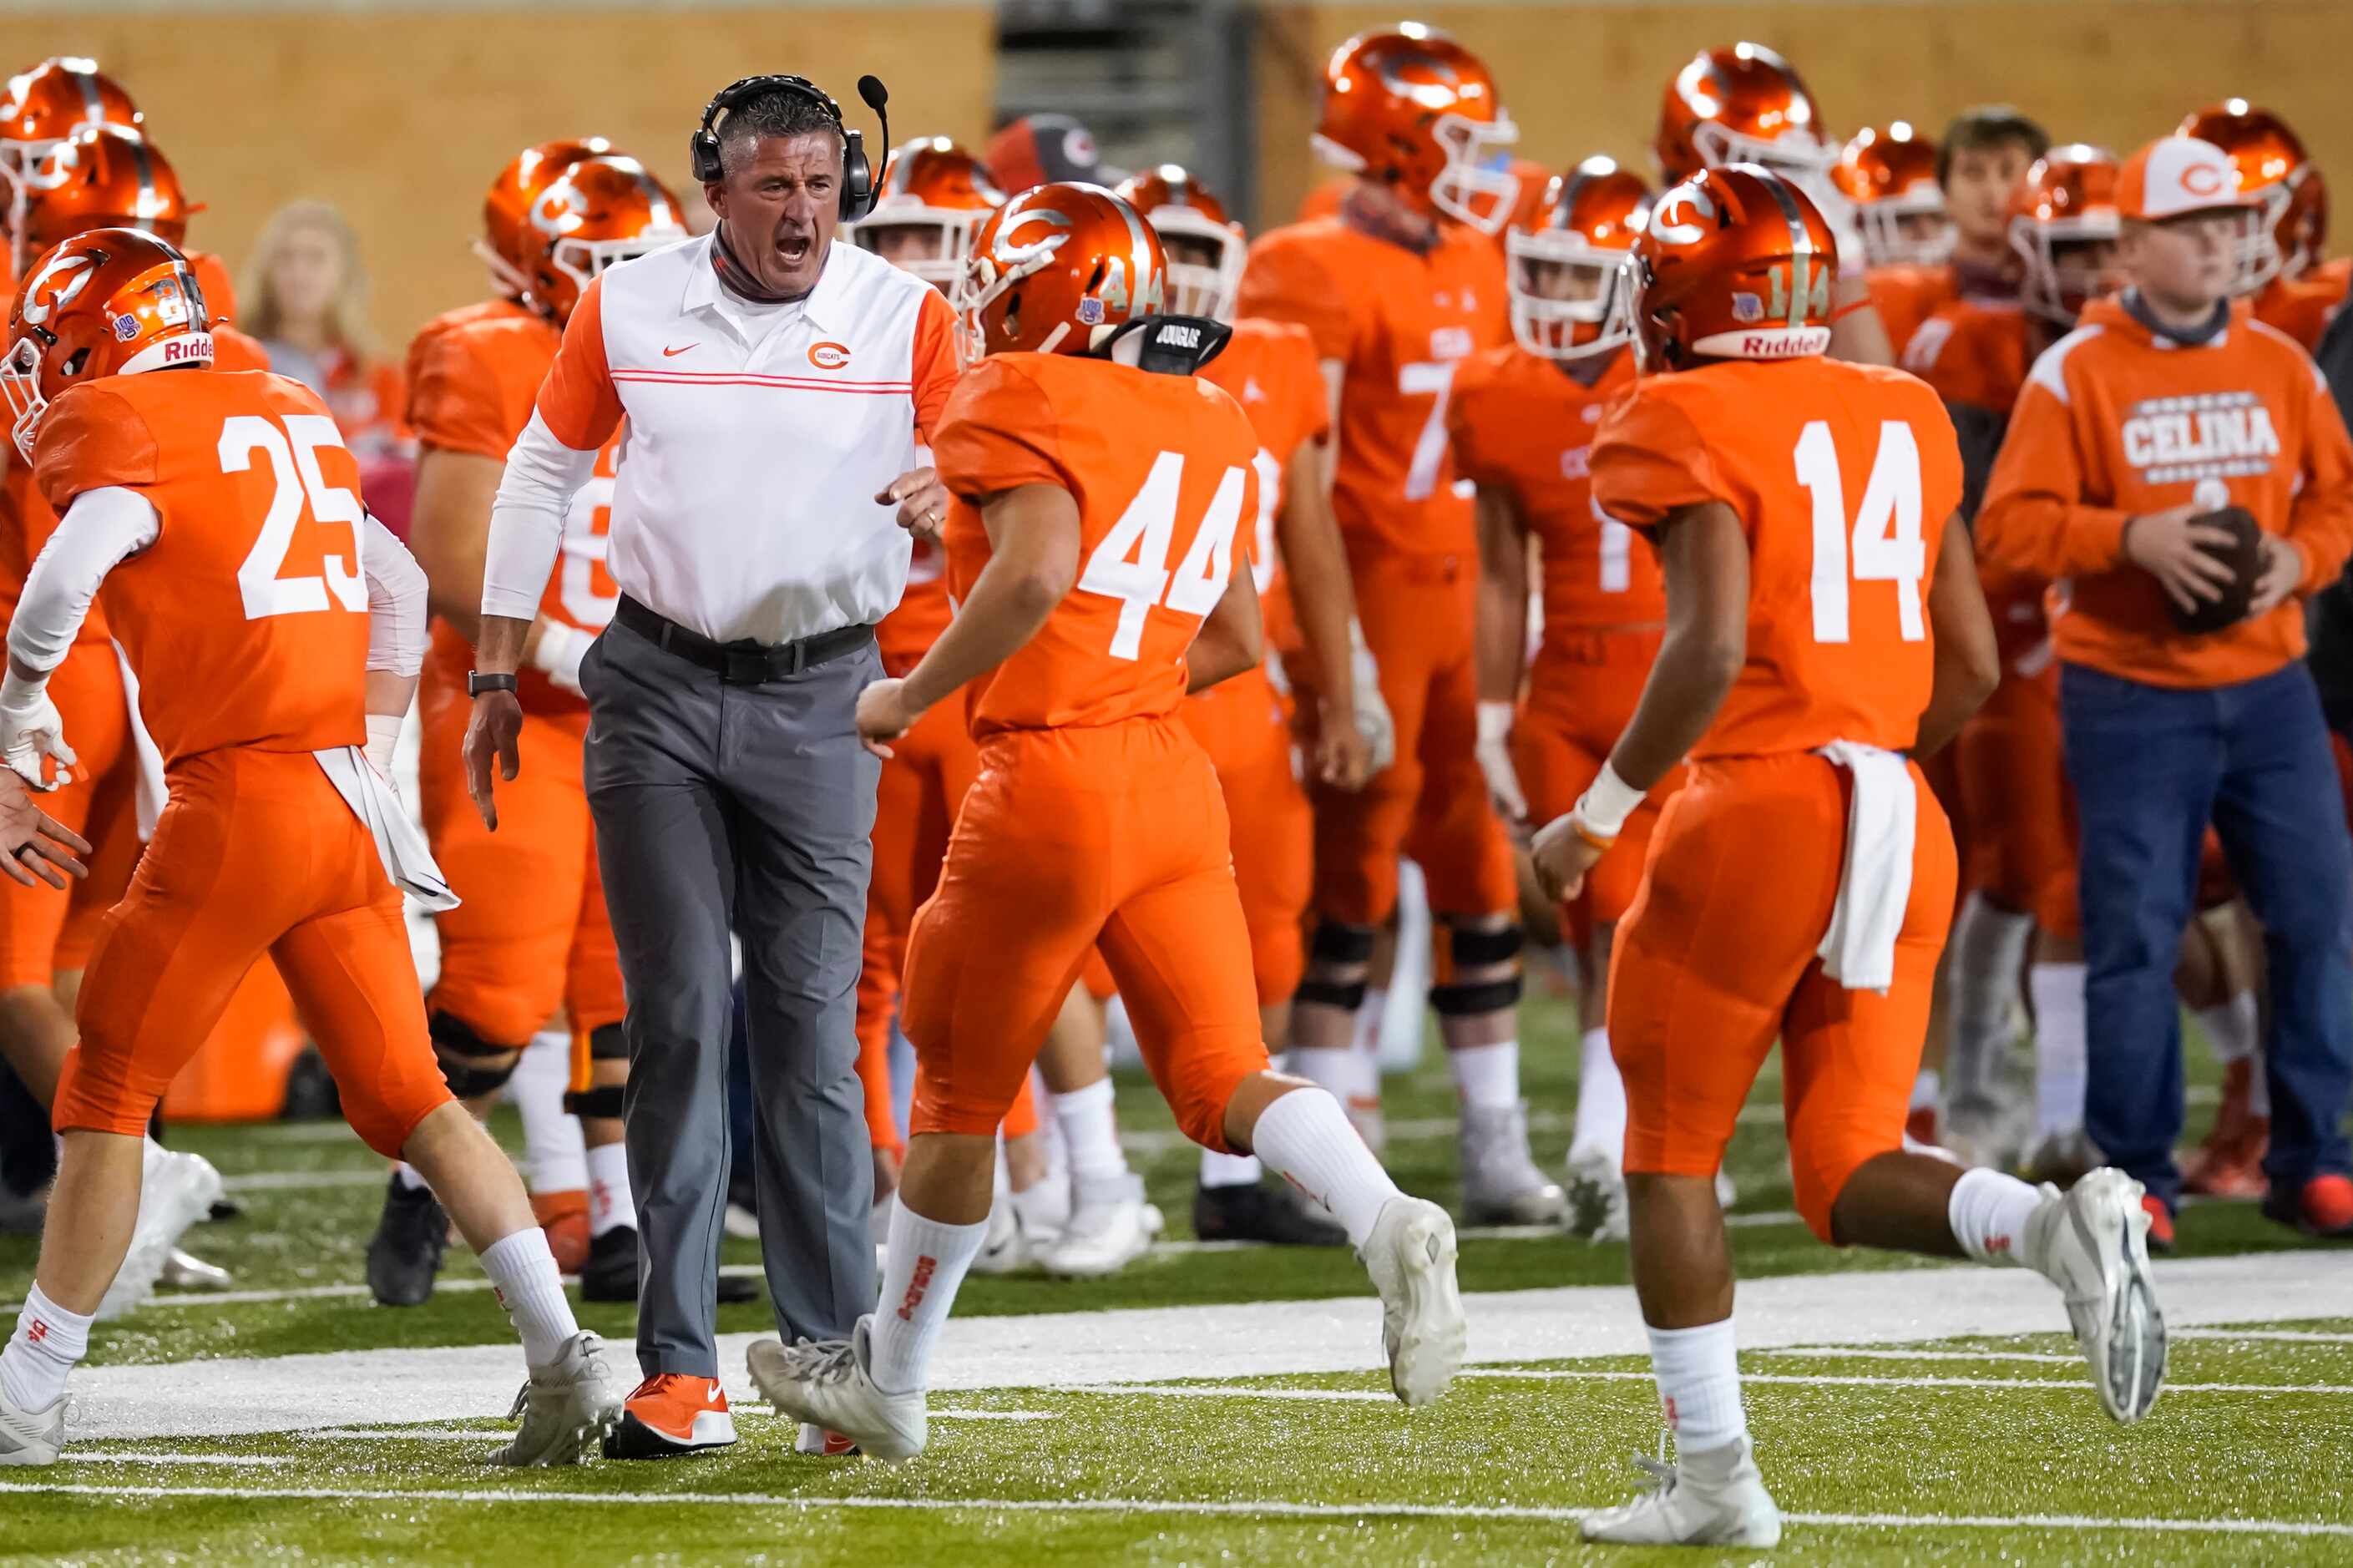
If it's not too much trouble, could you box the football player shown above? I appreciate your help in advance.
[1237,25,1562,1225]
[390,149,720,1311]
[747,184,1465,1459]
[0,229,620,1467]
[1834,122,1955,354]
[1122,163,1368,1246]
[0,57,141,289]
[2181,103,2346,352]
[1455,158,1667,1241]
[1529,166,2163,1545]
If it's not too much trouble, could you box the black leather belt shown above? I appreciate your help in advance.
[616,595,873,685]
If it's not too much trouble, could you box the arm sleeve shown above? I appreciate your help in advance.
[8,486,159,675]
[1588,391,1728,532]
[2289,364,2353,594]
[932,362,1065,499]
[481,407,599,621]
[1232,238,1354,362]
[911,287,962,444]
[362,511,428,676]
[1976,380,2134,579]
[532,275,623,451]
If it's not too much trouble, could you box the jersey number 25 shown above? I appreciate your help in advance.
[220,413,367,622]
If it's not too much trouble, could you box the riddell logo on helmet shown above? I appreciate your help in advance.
[808,341,853,370]
[896,1253,938,1320]
[161,336,209,365]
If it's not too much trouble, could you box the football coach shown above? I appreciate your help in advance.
[466,73,959,1456]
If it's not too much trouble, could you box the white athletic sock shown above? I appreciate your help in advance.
[1199,1149,1262,1189]
[1010,1172,1070,1238]
[1648,1318,1746,1454]
[869,1203,988,1396]
[1288,1045,1354,1096]
[1946,894,2034,1105]
[1053,1078,1127,1185]
[2029,962,2088,1138]
[512,1029,588,1195]
[1351,988,1388,1055]
[1569,1027,1627,1166]
[1247,1088,1401,1247]
[1908,1068,1942,1113]
[2194,989,2259,1065]
[392,1162,429,1193]
[1946,1166,2044,1266]
[1449,1039,1521,1111]
[479,1228,581,1369]
[585,1141,635,1238]
[1,1283,91,1413]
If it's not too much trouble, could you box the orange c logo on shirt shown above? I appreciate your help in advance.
[809,341,853,370]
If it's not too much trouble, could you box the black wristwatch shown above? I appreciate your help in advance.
[467,670,519,698]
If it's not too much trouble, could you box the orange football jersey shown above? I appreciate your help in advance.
[2253,268,2349,353]
[1448,344,1660,640]
[1197,316,1328,604]
[32,370,372,765]
[406,305,621,714]
[1866,264,1959,358]
[1236,216,1506,559]
[1591,358,1963,758]
[932,353,1260,736]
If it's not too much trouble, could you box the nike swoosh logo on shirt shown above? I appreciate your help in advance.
[663,343,698,357]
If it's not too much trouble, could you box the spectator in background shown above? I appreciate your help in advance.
[983,114,1111,195]
[242,201,416,531]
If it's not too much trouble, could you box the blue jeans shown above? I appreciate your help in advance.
[2060,660,2353,1207]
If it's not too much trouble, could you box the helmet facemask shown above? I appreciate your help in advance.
[2011,212,2123,326]
[1145,207,1243,321]
[852,204,987,290]
[1507,229,1636,360]
[1430,110,1521,233]
[1858,187,1954,269]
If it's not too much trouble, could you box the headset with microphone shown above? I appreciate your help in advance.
[688,73,891,223]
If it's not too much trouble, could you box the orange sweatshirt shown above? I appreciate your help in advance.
[1978,294,2353,689]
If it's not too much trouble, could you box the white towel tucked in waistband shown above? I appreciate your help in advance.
[111,641,168,842]
[1813,740,1916,994]
[314,746,461,913]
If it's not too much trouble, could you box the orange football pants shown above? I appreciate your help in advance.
[58,748,452,1157]
[1955,663,2079,939]
[417,674,625,1066]
[902,719,1267,1153]
[1179,662,1313,1006]
[1608,752,1959,1241]
[1513,627,1679,930]
[0,644,140,987]
[1292,551,1516,924]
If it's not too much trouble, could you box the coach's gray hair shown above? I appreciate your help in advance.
[717,89,846,177]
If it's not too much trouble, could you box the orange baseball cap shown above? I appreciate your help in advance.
[2117,135,2257,220]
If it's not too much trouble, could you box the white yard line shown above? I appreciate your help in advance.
[63,1453,293,1467]
[1465,1369,2353,1395]
[2173,1328,2353,1345]
[0,1480,2342,1539]
[1763,1347,2085,1364]
[54,1251,2350,1442]
[221,1170,389,1193]
[5,1264,770,1314]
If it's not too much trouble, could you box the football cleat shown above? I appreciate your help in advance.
[795,1421,861,1456]
[2141,1192,2177,1256]
[2025,1167,2167,1424]
[0,1386,63,1467]
[366,1175,448,1308]
[603,1373,736,1459]
[1191,1181,1346,1247]
[1360,1196,1466,1407]
[2020,1127,2101,1191]
[159,1247,232,1291]
[99,1143,224,1321]
[492,1331,621,1466]
[1581,1434,1783,1547]
[1561,1146,1629,1242]
[968,1191,1041,1277]
[746,1317,926,1463]
[1459,1102,1567,1226]
[1040,1173,1156,1277]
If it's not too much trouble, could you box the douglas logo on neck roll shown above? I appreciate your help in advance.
[808,341,852,369]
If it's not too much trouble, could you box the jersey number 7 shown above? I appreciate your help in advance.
[220,413,367,622]
[1076,450,1250,660]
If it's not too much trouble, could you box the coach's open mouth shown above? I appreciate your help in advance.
[775,230,813,268]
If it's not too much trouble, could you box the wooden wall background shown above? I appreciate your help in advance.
[0,6,999,353]
[1253,3,2353,245]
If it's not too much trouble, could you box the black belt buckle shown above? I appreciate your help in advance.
[721,645,778,685]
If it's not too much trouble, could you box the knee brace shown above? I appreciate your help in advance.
[563,1024,628,1119]
[429,1011,524,1100]
[1430,920,1524,1016]
[1294,920,1377,1011]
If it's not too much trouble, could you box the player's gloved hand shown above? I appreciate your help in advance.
[1475,700,1528,832]
[0,670,76,792]
[531,620,594,697]
[1347,622,1396,776]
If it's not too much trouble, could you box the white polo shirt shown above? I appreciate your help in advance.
[483,231,960,645]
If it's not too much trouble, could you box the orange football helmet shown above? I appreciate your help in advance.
[1116,165,1245,321]
[479,137,616,299]
[3,227,212,462]
[2009,144,2123,327]
[954,183,1165,360]
[515,154,686,324]
[0,58,139,189]
[1506,157,1650,362]
[1314,24,1519,233]
[2179,100,2327,292]
[1833,122,1950,268]
[851,138,1004,290]
[15,124,196,277]
[1630,164,1837,372]
[1656,44,1834,193]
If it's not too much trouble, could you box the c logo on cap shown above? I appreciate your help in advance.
[2179,159,2228,198]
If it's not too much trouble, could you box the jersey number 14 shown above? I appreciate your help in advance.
[1798,418,1925,645]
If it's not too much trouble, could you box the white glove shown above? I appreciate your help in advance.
[0,670,74,791]
[1475,700,1527,827]
[1347,622,1396,776]
[364,712,403,785]
[531,621,593,697]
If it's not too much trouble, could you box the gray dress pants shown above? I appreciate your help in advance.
[581,615,881,1378]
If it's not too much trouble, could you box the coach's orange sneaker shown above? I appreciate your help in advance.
[530,1191,592,1276]
[602,1374,737,1459]
[2261,1174,2353,1240]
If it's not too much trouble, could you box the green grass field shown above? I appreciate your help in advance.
[3,992,2346,1564]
